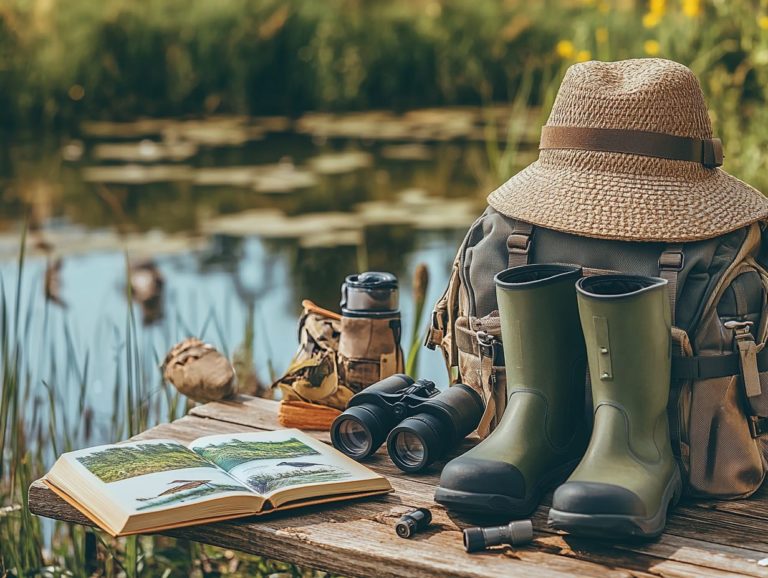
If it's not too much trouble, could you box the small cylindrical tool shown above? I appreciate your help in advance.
[463,519,534,553]
[395,508,432,538]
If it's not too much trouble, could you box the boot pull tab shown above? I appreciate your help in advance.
[593,316,613,381]
[724,320,761,399]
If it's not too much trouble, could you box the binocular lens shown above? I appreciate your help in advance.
[386,384,484,473]
[331,376,416,460]
[392,431,427,470]
[334,418,372,458]
[387,415,442,473]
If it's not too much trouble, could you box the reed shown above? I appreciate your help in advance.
[0,228,323,576]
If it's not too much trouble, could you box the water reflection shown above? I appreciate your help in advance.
[0,109,527,447]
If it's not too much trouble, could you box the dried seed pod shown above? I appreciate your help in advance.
[162,338,236,402]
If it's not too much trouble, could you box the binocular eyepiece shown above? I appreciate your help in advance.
[463,520,534,553]
[330,374,484,472]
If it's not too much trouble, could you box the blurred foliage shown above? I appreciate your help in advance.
[4,0,768,184]
[0,1,765,118]
[0,0,556,125]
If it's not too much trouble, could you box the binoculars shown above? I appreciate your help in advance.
[330,374,484,472]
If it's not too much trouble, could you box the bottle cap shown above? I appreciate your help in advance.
[341,272,399,316]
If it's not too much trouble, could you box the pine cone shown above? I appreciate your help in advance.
[162,338,236,402]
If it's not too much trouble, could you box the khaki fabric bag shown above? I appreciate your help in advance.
[426,207,768,499]
[338,316,404,392]
[273,301,353,411]
[273,300,404,416]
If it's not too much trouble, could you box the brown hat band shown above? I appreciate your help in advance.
[539,126,723,168]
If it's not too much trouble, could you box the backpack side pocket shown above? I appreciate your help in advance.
[681,266,768,498]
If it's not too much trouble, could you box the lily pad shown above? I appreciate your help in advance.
[308,151,373,175]
[253,163,318,193]
[92,139,198,162]
[80,118,173,139]
[81,164,192,184]
[203,209,361,239]
[162,117,266,147]
[354,191,479,230]
[299,229,363,248]
[379,143,433,161]
[250,116,292,132]
[194,166,263,187]
[0,226,203,260]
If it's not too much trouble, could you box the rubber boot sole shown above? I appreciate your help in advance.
[434,459,579,519]
[547,467,683,539]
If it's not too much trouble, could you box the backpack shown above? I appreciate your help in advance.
[426,206,768,499]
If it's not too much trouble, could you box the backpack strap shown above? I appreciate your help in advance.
[659,244,684,325]
[671,348,768,379]
[507,221,534,268]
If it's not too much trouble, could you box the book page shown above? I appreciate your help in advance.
[189,429,381,498]
[64,439,255,514]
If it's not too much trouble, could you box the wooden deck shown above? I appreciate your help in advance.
[29,395,768,577]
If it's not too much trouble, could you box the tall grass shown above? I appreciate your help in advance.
[0,231,328,576]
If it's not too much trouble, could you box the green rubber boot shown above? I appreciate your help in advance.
[435,264,589,518]
[548,274,682,539]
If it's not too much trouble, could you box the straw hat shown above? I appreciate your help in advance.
[487,58,768,242]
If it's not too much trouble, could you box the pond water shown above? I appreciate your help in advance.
[0,110,527,449]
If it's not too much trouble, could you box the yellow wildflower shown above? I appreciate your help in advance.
[595,27,609,45]
[643,40,661,56]
[598,0,610,14]
[556,40,575,59]
[759,15,768,30]
[576,50,592,62]
[643,11,661,28]
[649,0,666,14]
[682,0,701,18]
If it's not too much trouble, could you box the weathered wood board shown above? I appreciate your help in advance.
[28,395,768,578]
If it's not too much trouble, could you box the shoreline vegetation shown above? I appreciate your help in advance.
[0,1,763,125]
[76,442,215,483]
[4,0,768,190]
[245,466,350,494]
[194,437,321,472]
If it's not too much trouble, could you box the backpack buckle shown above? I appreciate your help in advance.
[725,320,762,399]
[748,415,768,438]
[476,330,497,358]
[507,233,531,256]
[658,250,684,271]
[724,320,754,336]
[425,310,447,350]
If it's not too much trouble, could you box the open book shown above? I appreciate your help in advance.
[44,429,391,536]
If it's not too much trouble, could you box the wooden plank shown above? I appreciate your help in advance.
[189,398,768,521]
[29,397,768,577]
[189,398,768,537]
[188,397,768,569]
[29,471,767,578]
[28,478,645,578]
[189,396,326,438]
[33,475,750,578]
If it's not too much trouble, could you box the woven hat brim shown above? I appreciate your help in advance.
[487,150,768,242]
